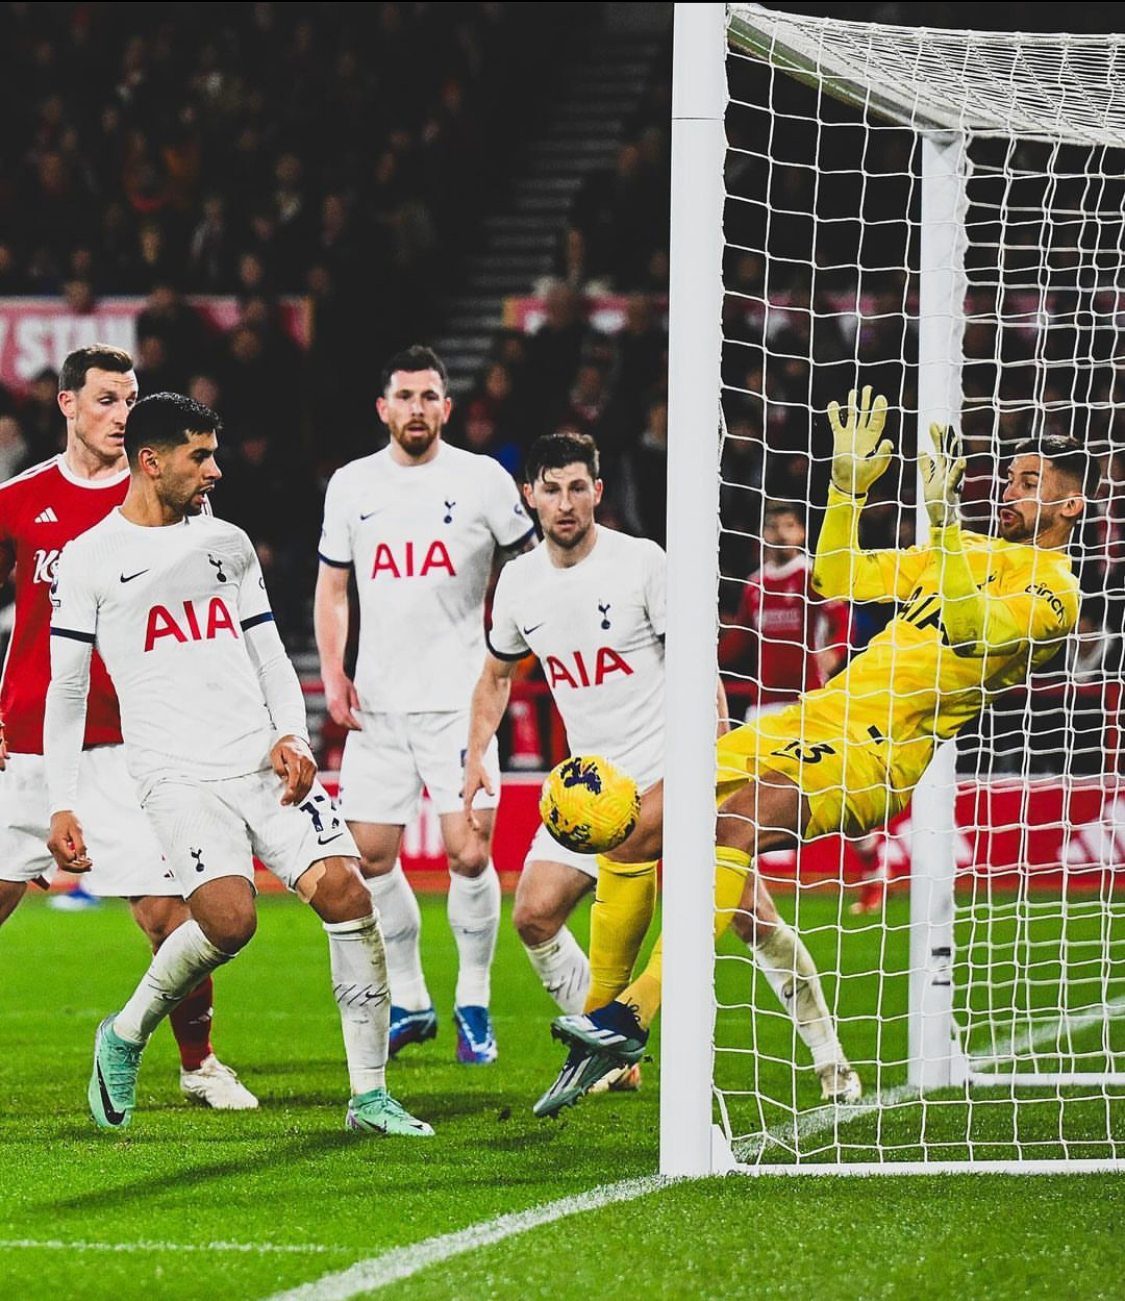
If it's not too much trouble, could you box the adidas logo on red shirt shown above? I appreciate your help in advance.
[34,508,58,524]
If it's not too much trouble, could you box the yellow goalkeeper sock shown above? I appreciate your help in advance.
[584,856,658,1013]
[714,846,752,944]
[611,846,753,1031]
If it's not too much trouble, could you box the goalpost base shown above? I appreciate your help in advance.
[968,1072,1125,1088]
[728,1160,1125,1177]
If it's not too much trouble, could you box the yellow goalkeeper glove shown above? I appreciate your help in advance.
[827,386,892,496]
[919,423,966,528]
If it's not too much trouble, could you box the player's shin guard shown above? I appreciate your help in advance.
[324,913,390,1095]
[714,847,752,943]
[610,849,751,1031]
[448,862,500,1008]
[114,921,232,1047]
[524,925,590,1014]
[585,856,658,1012]
[366,862,430,1011]
[754,919,844,1073]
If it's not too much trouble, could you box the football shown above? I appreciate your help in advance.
[539,754,640,854]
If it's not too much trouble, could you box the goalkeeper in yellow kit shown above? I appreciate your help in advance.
[549,386,1086,1102]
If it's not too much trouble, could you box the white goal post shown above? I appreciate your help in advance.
[662,1,1125,1176]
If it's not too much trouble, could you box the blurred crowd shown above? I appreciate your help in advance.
[449,286,670,545]
[0,3,1121,776]
[0,3,553,320]
[0,1,580,634]
[448,47,676,540]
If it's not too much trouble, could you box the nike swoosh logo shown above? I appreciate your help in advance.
[120,570,149,583]
[317,832,344,846]
[96,1058,126,1125]
[522,623,544,635]
[359,510,381,521]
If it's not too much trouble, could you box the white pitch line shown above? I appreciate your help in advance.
[0,1240,341,1255]
[736,1082,920,1163]
[971,994,1125,1070]
[260,1174,670,1301]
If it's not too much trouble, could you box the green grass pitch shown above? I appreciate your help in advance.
[1,890,1123,1300]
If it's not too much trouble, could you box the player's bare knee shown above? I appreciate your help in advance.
[732,907,768,946]
[357,852,394,880]
[606,824,660,865]
[198,908,256,955]
[140,917,178,951]
[131,895,190,951]
[447,844,489,877]
[734,884,780,945]
[306,857,372,923]
[0,879,27,925]
[512,901,555,947]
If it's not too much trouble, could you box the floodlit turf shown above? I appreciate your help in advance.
[1,891,1122,1301]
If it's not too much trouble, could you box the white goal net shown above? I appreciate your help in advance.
[663,2,1125,1174]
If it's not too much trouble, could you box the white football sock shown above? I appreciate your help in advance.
[366,862,430,1011]
[324,913,390,1096]
[114,920,231,1046]
[448,862,501,1008]
[523,925,590,1013]
[754,919,846,1072]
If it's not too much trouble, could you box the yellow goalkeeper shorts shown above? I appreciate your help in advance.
[715,700,934,839]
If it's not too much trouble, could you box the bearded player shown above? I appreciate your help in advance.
[463,432,859,1116]
[464,432,663,1105]
[45,392,430,1137]
[316,345,534,1065]
[552,387,1085,1095]
[0,346,254,1110]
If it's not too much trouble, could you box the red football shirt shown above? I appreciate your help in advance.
[0,456,128,753]
[719,555,851,706]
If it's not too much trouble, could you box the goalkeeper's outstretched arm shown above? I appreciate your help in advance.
[811,387,900,602]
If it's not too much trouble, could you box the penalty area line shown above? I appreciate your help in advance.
[260,1174,671,1301]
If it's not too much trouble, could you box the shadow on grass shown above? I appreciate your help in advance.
[44,1128,359,1213]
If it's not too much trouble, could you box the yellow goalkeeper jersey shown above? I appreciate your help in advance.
[716,491,1080,838]
[808,526,1080,750]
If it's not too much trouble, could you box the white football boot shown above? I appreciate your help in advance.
[180,1054,259,1110]
[588,1062,643,1095]
[817,1061,863,1104]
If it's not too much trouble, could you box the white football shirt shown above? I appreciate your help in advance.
[488,526,666,789]
[48,509,300,797]
[319,442,532,712]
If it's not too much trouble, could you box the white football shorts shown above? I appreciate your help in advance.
[0,746,179,896]
[523,822,601,880]
[337,709,500,824]
[142,769,359,897]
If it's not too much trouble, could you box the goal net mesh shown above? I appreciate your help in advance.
[716,4,1125,1167]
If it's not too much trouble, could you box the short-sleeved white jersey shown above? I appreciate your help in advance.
[49,510,285,794]
[489,526,666,789]
[319,442,532,713]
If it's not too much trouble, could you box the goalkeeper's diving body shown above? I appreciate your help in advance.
[553,386,1086,1095]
